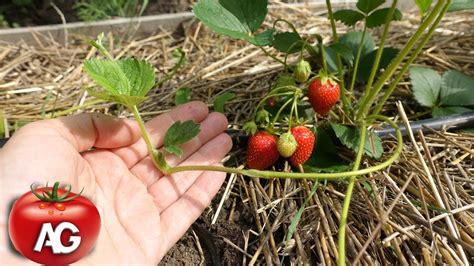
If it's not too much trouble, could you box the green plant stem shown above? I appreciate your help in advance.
[53,99,105,117]
[356,0,447,121]
[164,116,401,180]
[315,34,328,72]
[157,49,186,87]
[271,98,294,127]
[287,94,299,130]
[359,0,398,108]
[258,46,286,66]
[325,0,349,115]
[370,1,451,118]
[273,18,300,34]
[254,91,295,118]
[337,121,367,266]
[348,25,367,99]
[130,105,159,168]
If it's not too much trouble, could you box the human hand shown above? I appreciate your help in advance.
[0,101,232,265]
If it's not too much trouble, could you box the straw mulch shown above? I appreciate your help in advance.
[0,1,473,264]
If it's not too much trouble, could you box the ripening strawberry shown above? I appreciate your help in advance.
[289,126,315,166]
[247,131,279,170]
[277,132,297,158]
[308,77,340,115]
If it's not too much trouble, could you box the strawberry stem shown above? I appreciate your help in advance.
[337,120,367,266]
[166,116,401,180]
[347,25,367,104]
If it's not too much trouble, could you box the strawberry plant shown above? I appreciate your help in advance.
[79,1,473,264]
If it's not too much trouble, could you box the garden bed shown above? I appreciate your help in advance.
[0,2,473,265]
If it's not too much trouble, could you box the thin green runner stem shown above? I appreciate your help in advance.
[156,49,185,87]
[253,91,295,119]
[273,18,300,34]
[165,116,402,180]
[348,25,367,98]
[54,99,105,117]
[359,0,398,108]
[287,94,299,130]
[258,46,286,66]
[337,121,367,266]
[130,105,158,167]
[271,98,294,127]
[355,0,447,121]
[325,0,349,115]
[370,1,451,119]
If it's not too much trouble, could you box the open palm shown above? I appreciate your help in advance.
[0,101,231,265]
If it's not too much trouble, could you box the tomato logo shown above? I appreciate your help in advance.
[8,182,101,265]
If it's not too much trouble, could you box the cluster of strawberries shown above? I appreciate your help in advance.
[246,60,341,170]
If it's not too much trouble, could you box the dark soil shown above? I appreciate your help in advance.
[161,180,255,265]
[0,0,192,28]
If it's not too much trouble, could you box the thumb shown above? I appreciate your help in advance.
[15,113,141,152]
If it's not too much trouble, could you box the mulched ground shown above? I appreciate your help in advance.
[1,2,473,264]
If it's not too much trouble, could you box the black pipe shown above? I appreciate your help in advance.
[1,111,473,149]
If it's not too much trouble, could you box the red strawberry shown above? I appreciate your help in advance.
[308,78,340,115]
[247,131,279,170]
[289,126,315,166]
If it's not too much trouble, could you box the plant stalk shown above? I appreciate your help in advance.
[165,116,402,180]
[325,0,349,114]
[359,0,398,109]
[356,0,447,121]
[337,121,367,266]
[258,46,286,66]
[370,1,451,118]
[130,105,159,168]
[348,26,367,98]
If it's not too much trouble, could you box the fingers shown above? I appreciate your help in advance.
[148,133,232,213]
[130,112,228,187]
[113,101,209,167]
[13,113,141,152]
[158,165,226,256]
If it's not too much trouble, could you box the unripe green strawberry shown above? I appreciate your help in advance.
[242,121,257,135]
[247,131,279,170]
[289,126,315,166]
[277,132,298,158]
[294,59,311,83]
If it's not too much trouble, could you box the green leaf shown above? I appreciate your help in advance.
[175,87,191,105]
[164,120,201,156]
[330,123,383,159]
[193,0,268,44]
[440,70,474,106]
[409,67,442,107]
[356,0,385,14]
[303,128,350,172]
[448,0,474,12]
[84,58,155,103]
[415,0,433,15]
[252,29,275,46]
[84,59,130,95]
[324,43,354,72]
[213,92,235,113]
[358,47,398,82]
[432,106,472,117]
[285,181,318,246]
[272,32,303,54]
[116,58,156,97]
[339,31,375,64]
[86,88,147,106]
[366,8,402,28]
[333,9,365,26]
